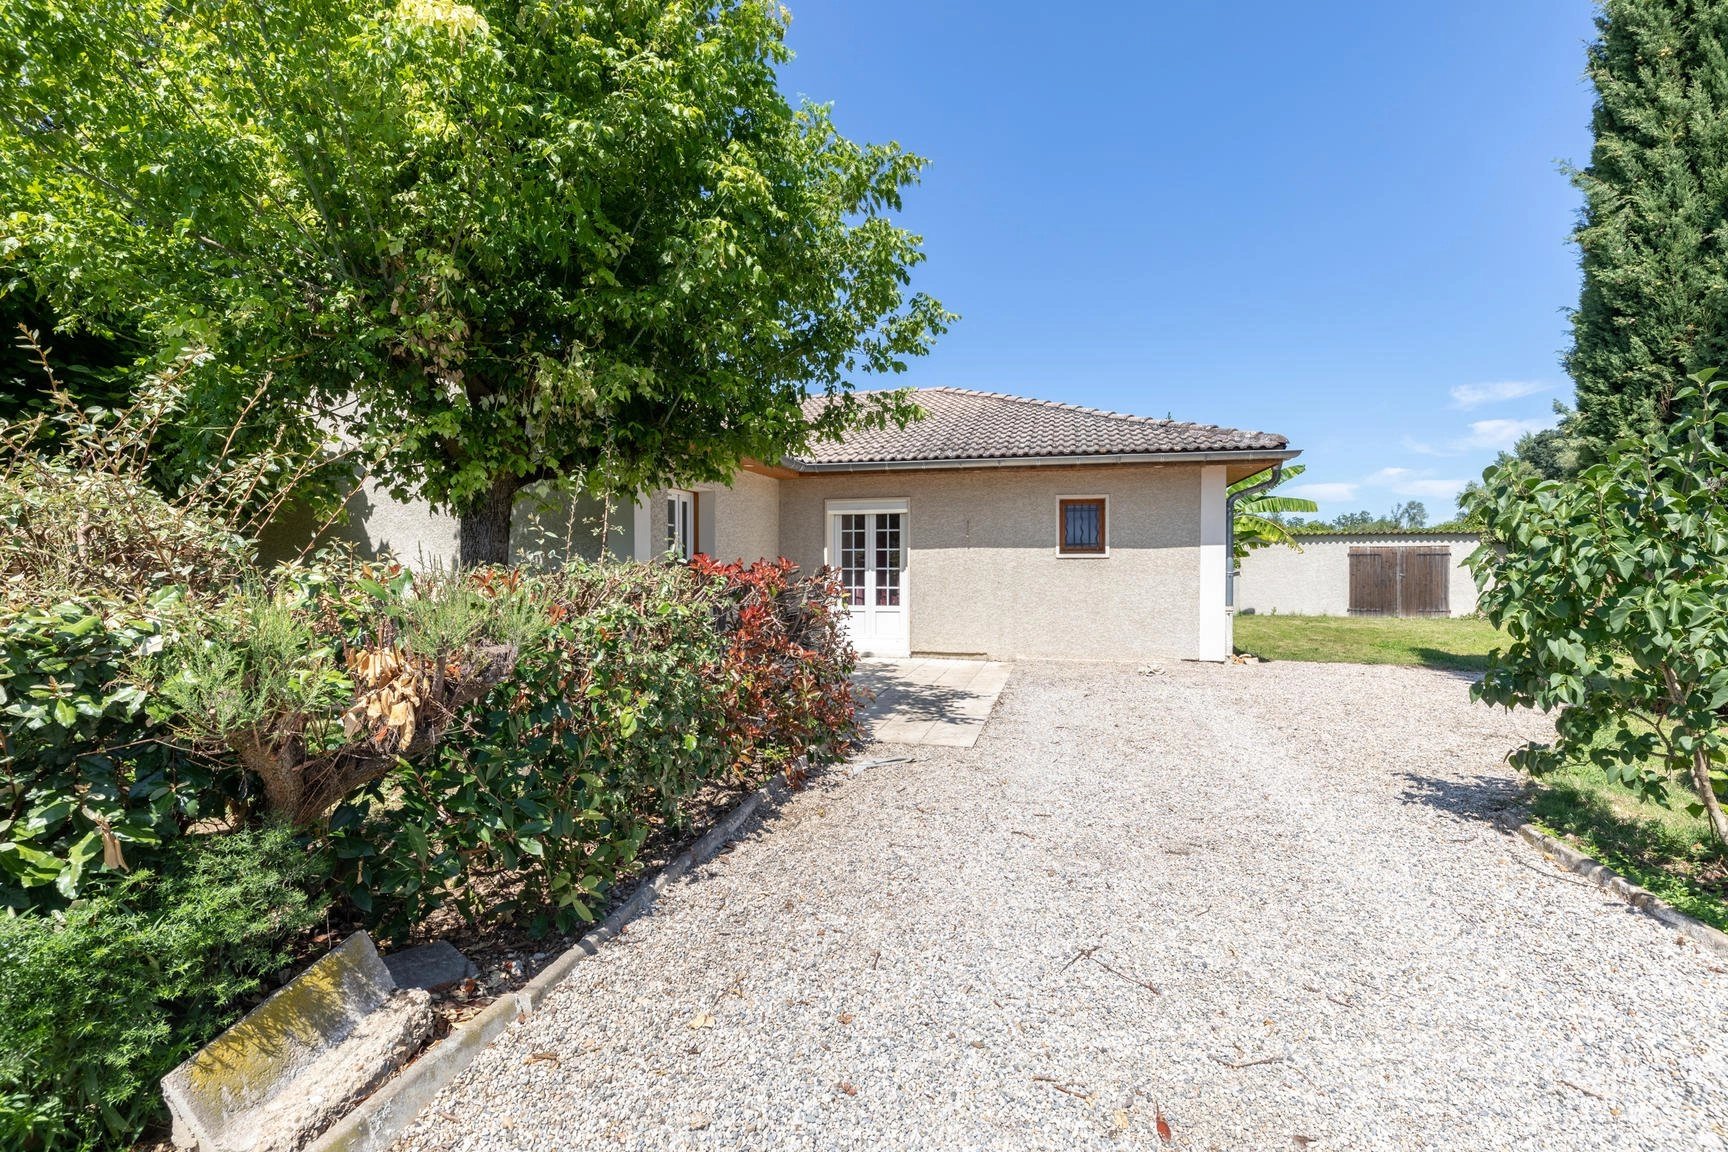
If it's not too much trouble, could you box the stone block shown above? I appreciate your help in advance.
[383,940,477,992]
[163,932,434,1152]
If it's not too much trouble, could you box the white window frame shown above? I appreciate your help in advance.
[666,489,696,560]
[1055,494,1110,558]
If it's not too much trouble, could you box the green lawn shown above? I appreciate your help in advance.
[1232,613,1728,929]
[1233,613,1502,673]
[1527,758,1728,931]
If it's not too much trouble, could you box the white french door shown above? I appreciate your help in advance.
[830,503,909,657]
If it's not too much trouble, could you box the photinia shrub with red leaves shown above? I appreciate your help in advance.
[694,555,861,780]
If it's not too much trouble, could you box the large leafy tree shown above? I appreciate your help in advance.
[0,286,136,421]
[1567,0,1728,458]
[1,0,949,563]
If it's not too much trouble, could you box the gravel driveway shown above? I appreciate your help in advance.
[394,660,1728,1151]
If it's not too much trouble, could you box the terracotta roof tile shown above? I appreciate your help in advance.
[790,387,1289,468]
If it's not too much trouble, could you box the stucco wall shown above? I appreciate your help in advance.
[643,470,781,562]
[776,464,1210,661]
[1235,534,1481,617]
[696,470,781,562]
[259,479,635,568]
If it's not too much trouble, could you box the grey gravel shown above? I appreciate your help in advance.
[392,660,1728,1151]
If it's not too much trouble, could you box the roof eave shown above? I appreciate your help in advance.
[782,447,1301,475]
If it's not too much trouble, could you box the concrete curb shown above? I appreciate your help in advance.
[1516,823,1728,957]
[306,774,792,1152]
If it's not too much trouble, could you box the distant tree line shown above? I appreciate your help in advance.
[1259,500,1475,536]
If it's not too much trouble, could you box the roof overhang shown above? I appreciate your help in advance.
[739,459,801,480]
[773,448,1300,485]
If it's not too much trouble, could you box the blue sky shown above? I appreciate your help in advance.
[779,1,1601,520]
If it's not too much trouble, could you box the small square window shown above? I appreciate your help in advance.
[1059,498,1107,555]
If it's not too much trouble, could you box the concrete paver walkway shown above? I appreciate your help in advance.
[851,657,1011,747]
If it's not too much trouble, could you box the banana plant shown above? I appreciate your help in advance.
[1231,464,1319,559]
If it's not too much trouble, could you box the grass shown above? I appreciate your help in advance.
[1526,757,1728,931]
[1233,613,1502,673]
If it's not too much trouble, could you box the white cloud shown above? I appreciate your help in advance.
[1361,466,1468,501]
[1285,482,1359,503]
[1450,381,1552,410]
[1463,417,1551,451]
[1403,414,1557,457]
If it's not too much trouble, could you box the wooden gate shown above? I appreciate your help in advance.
[1349,547,1451,617]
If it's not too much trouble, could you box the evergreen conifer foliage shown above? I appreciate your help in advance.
[1568,0,1728,456]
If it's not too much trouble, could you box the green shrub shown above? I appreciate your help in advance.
[0,591,225,908]
[329,562,737,937]
[144,559,535,828]
[0,345,328,908]
[1470,373,1728,844]
[0,826,328,1151]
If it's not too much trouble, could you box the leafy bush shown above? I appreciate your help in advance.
[329,558,858,938]
[1470,373,1728,843]
[0,343,341,905]
[697,556,859,778]
[330,563,728,937]
[0,347,269,601]
[150,561,525,828]
[0,826,328,1151]
[0,591,225,908]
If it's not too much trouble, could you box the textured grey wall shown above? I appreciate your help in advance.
[697,470,781,563]
[259,479,634,569]
[776,463,1208,661]
[640,471,784,563]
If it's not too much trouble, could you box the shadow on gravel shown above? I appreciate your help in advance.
[1399,772,1527,826]
[1409,652,1490,679]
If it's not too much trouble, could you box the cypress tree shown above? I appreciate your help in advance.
[1568,0,1728,455]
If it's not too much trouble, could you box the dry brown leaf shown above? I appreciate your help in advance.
[99,822,127,871]
[687,1012,716,1029]
[1155,1105,1174,1145]
[836,1012,854,1025]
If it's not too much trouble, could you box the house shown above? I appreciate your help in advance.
[279,388,1297,661]
[1235,531,1483,618]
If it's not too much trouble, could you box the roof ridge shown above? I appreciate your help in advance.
[915,386,1269,438]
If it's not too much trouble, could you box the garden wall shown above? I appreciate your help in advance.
[1235,532,1481,617]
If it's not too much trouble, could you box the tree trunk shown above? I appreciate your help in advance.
[1692,745,1728,847]
[1663,665,1728,847]
[459,475,518,567]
